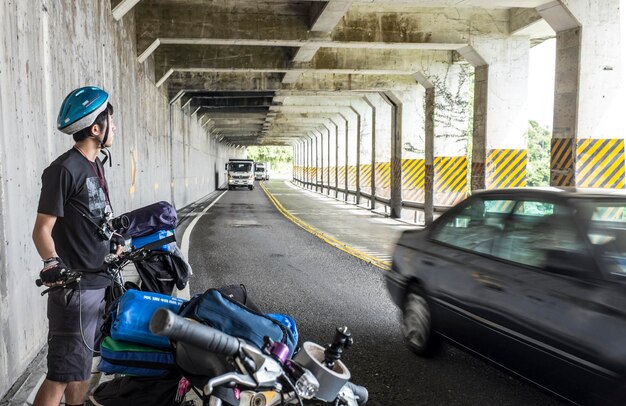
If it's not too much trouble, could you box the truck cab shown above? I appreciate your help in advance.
[254,162,269,181]
[226,159,255,190]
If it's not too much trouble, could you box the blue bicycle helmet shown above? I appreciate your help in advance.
[57,86,110,135]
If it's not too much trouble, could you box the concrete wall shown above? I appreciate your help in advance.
[0,1,236,396]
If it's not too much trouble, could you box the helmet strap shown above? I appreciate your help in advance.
[100,148,112,167]
[99,114,112,166]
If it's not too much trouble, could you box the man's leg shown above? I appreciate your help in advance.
[65,380,90,404]
[32,379,67,406]
[41,288,106,405]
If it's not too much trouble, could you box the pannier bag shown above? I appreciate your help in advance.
[131,229,175,253]
[90,372,185,406]
[120,201,177,238]
[179,288,298,355]
[133,250,190,295]
[98,336,176,377]
[111,289,187,349]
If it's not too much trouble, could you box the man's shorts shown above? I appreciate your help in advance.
[46,287,106,382]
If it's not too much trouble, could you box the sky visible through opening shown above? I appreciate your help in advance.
[528,38,556,131]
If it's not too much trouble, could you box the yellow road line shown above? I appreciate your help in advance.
[260,182,392,271]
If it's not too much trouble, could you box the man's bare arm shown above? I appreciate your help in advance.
[33,213,58,260]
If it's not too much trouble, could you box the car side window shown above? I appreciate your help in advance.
[584,204,626,276]
[431,198,514,254]
[492,201,588,269]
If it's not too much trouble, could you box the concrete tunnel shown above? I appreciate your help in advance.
[1,0,625,398]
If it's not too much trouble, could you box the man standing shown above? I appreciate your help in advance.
[32,86,119,406]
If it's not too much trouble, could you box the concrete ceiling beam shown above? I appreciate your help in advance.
[209,118,267,124]
[136,4,506,60]
[335,6,508,44]
[135,3,310,56]
[166,71,418,96]
[157,48,451,85]
[190,97,275,108]
[285,0,354,84]
[154,45,294,80]
[197,108,268,116]
[112,0,142,20]
[166,72,284,98]
[509,8,555,43]
[310,1,353,33]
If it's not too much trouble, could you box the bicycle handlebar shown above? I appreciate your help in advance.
[150,308,241,356]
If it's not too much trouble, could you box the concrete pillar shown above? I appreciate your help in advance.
[368,94,392,205]
[350,107,362,204]
[293,143,298,182]
[308,135,313,188]
[380,92,403,219]
[323,124,333,195]
[331,118,347,198]
[362,97,377,209]
[418,62,472,207]
[462,37,530,191]
[424,85,435,225]
[311,132,320,192]
[338,113,350,202]
[539,0,624,188]
[318,129,325,193]
[300,139,305,184]
[299,138,306,186]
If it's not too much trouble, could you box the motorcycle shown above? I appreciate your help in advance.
[149,308,368,406]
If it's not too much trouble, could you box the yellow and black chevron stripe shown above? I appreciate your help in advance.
[402,159,425,202]
[434,156,467,205]
[551,138,574,187]
[375,162,391,189]
[486,149,527,189]
[360,164,373,194]
[338,166,346,188]
[576,138,625,188]
[347,165,358,190]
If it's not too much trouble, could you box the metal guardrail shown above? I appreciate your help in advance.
[293,178,453,214]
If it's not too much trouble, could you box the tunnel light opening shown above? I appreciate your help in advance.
[246,145,294,179]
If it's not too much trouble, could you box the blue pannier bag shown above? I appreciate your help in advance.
[179,288,298,356]
[266,313,299,347]
[98,336,176,377]
[111,290,187,349]
[131,229,175,253]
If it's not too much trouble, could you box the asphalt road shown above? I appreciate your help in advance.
[184,183,565,406]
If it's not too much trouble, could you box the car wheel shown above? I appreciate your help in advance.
[402,286,441,357]
[249,185,254,190]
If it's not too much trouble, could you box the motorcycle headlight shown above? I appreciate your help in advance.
[294,369,319,400]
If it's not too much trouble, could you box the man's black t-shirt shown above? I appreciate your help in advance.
[37,148,111,289]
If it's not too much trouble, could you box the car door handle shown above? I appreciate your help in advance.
[422,259,435,266]
[471,272,504,291]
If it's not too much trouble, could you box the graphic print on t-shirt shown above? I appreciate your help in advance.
[86,176,107,218]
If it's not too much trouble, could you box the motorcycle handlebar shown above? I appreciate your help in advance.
[345,382,369,405]
[150,308,241,356]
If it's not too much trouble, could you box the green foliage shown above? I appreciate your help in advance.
[527,120,551,186]
[246,146,293,172]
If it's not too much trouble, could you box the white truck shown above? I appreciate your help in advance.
[226,159,255,190]
[254,162,270,181]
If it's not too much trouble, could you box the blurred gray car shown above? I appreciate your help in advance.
[386,188,626,405]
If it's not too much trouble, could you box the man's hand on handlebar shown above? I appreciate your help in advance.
[110,232,126,256]
[39,257,73,287]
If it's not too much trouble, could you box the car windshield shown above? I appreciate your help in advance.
[230,163,252,172]
[578,200,626,277]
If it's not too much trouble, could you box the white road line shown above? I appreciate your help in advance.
[180,190,227,258]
